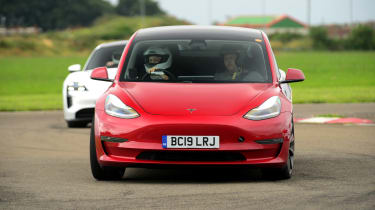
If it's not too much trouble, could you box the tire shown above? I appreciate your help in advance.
[262,122,295,180]
[67,120,88,128]
[90,119,125,180]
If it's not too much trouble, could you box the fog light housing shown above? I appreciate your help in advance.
[100,136,128,143]
[255,138,283,144]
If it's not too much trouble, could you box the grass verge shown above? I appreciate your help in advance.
[0,94,61,111]
[276,51,375,103]
[0,56,86,111]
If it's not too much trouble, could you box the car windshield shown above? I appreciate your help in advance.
[85,45,125,70]
[122,39,271,83]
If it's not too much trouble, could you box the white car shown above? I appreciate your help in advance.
[63,41,127,127]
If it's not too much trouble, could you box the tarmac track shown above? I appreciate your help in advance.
[0,103,374,209]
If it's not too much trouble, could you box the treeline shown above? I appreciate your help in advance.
[0,15,189,56]
[0,0,165,31]
[270,25,375,51]
[310,25,375,50]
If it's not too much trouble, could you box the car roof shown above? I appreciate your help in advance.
[135,25,263,41]
[95,40,128,50]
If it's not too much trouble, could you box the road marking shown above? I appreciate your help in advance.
[295,117,373,125]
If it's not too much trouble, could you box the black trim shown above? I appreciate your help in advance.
[90,77,113,82]
[101,136,128,143]
[280,79,304,84]
[255,138,283,144]
[67,95,72,108]
[136,151,246,162]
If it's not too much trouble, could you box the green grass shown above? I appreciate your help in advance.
[0,51,374,111]
[0,15,190,111]
[0,94,62,111]
[0,56,86,111]
[276,51,375,103]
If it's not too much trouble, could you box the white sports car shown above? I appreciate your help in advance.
[63,41,127,127]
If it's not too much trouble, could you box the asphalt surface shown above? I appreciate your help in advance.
[0,103,375,209]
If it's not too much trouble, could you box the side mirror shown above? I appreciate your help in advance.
[68,64,81,72]
[90,67,113,82]
[280,68,305,84]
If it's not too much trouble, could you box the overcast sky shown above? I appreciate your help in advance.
[108,0,375,25]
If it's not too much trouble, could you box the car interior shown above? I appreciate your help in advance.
[124,40,271,83]
[85,45,125,70]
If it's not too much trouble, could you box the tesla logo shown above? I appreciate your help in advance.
[186,108,196,114]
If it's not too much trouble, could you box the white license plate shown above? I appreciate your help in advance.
[162,135,219,149]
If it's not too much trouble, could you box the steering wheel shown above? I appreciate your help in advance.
[141,69,176,80]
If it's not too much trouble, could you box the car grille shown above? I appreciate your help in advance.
[75,108,94,119]
[136,151,246,162]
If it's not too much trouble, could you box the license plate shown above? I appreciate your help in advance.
[162,135,219,149]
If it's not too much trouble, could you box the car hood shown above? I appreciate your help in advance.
[119,82,271,116]
[65,68,117,93]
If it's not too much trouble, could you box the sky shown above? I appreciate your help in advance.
[108,0,375,26]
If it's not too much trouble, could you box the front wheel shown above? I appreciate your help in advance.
[262,123,295,180]
[262,152,293,180]
[67,120,88,128]
[90,119,125,180]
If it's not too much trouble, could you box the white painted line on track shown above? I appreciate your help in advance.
[296,117,340,123]
[295,117,374,126]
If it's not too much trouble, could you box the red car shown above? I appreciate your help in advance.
[90,26,305,180]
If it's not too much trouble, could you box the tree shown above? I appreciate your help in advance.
[116,0,165,16]
[347,25,375,50]
[0,0,114,31]
[309,26,335,50]
[116,0,138,16]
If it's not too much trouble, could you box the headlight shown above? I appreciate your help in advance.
[243,96,281,120]
[67,82,87,92]
[105,94,139,119]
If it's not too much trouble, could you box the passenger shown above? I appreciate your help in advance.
[215,45,264,81]
[215,46,246,80]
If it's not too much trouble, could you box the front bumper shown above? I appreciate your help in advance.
[64,91,98,121]
[94,109,293,168]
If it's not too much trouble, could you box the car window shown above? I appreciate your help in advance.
[85,45,125,70]
[122,39,272,83]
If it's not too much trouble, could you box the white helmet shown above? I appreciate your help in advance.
[143,46,172,73]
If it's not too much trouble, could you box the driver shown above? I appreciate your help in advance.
[143,46,172,80]
[106,51,121,68]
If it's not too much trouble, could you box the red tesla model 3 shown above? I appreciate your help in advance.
[90,26,305,180]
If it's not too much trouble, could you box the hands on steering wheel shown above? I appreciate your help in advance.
[142,67,176,80]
